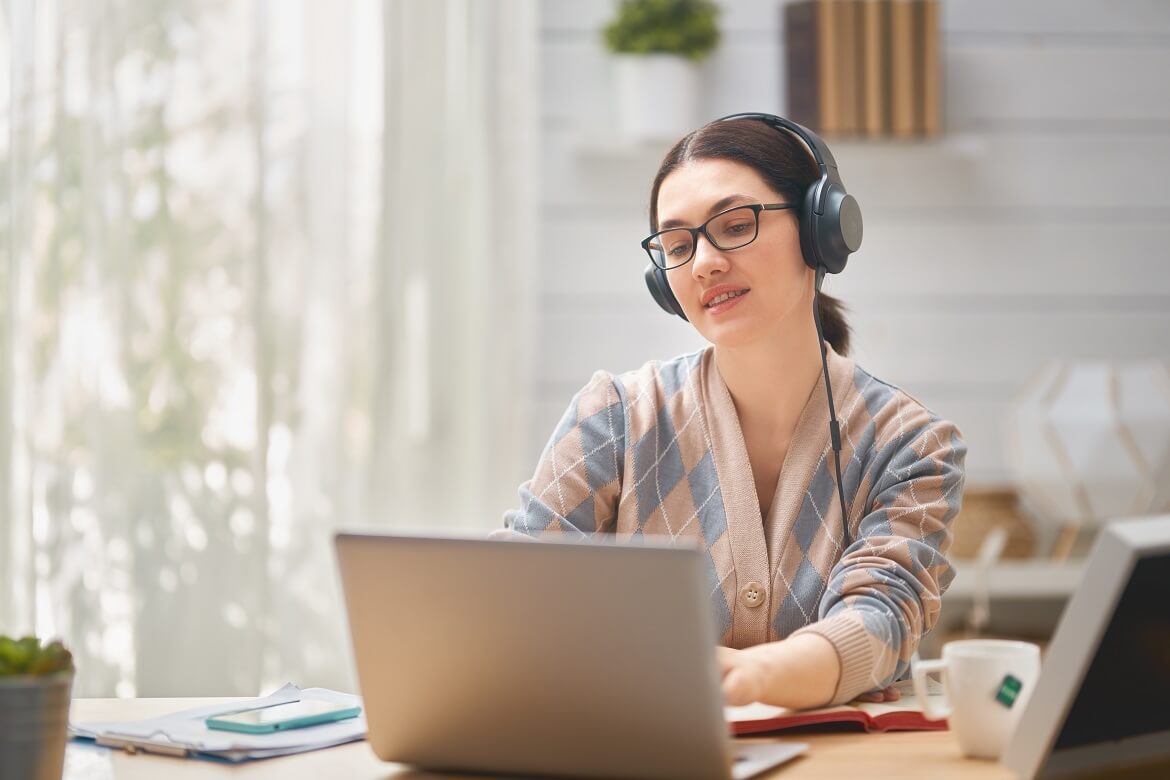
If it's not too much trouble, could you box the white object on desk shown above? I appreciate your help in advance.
[70,683,365,762]
[911,639,1041,760]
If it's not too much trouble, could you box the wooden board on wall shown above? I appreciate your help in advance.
[860,0,891,137]
[888,0,918,136]
[785,0,823,130]
[920,0,942,134]
[836,0,861,135]
[817,0,843,134]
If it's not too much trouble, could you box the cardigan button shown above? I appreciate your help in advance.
[739,581,765,608]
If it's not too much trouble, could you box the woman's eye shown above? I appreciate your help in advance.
[726,222,751,234]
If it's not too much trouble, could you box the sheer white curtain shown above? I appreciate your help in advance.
[0,0,535,697]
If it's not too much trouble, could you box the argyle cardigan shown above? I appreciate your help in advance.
[503,344,966,706]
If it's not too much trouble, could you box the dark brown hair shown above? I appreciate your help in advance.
[648,119,852,356]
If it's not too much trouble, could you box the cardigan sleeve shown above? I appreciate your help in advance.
[793,411,967,705]
[502,370,626,538]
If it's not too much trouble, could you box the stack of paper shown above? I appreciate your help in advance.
[70,683,366,762]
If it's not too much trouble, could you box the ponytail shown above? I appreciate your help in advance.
[816,292,851,356]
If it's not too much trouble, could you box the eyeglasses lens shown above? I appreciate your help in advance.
[647,206,761,269]
[708,207,759,251]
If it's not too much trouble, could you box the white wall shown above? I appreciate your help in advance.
[532,0,1170,487]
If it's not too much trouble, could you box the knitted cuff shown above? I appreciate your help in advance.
[793,613,876,706]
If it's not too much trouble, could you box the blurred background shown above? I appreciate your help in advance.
[2,0,1168,698]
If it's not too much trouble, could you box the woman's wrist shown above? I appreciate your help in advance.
[744,632,842,710]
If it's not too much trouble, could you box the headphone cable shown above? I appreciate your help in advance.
[812,267,851,547]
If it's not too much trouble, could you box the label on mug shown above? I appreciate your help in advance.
[995,674,1023,708]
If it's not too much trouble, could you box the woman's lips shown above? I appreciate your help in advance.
[703,288,749,314]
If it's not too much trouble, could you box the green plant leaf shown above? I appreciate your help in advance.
[603,0,721,61]
[0,635,75,676]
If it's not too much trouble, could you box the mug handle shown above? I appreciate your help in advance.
[911,657,951,721]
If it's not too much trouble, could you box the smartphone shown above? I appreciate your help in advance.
[205,698,361,734]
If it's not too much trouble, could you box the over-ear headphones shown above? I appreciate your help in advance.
[643,112,863,320]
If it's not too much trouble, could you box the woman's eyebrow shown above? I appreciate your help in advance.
[659,193,757,229]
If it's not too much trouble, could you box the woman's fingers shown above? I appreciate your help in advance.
[854,685,901,703]
[486,528,536,542]
[721,667,758,707]
[717,646,765,706]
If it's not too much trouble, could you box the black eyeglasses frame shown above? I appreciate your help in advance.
[641,202,796,270]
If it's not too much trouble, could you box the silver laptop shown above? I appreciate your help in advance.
[335,531,806,779]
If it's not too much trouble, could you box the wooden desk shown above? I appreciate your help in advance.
[68,698,1015,779]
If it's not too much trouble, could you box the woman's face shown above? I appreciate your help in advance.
[656,158,813,348]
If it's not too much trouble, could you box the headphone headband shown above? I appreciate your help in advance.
[715,112,845,216]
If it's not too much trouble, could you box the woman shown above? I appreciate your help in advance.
[503,115,966,710]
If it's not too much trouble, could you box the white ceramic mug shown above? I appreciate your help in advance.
[911,639,1041,760]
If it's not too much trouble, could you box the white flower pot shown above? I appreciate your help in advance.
[613,54,700,142]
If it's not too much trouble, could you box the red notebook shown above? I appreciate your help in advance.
[726,681,949,735]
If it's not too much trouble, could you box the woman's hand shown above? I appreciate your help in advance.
[717,646,769,706]
[716,633,843,709]
[853,685,901,703]
[720,642,900,706]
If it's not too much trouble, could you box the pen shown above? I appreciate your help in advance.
[95,734,191,758]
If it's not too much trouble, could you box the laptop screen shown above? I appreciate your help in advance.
[1053,551,1170,750]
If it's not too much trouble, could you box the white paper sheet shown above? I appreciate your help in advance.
[70,683,367,762]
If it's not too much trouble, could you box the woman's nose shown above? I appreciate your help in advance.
[691,234,728,278]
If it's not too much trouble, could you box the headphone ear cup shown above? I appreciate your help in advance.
[798,180,822,271]
[800,181,863,275]
[816,184,862,275]
[644,264,689,321]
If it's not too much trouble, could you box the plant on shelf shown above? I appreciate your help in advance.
[603,0,721,62]
[601,0,722,142]
[0,635,76,780]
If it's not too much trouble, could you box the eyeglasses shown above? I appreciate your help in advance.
[641,203,796,270]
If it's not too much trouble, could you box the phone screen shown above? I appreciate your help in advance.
[215,699,356,726]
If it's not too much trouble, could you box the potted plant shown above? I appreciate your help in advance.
[0,636,75,780]
[603,0,721,141]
